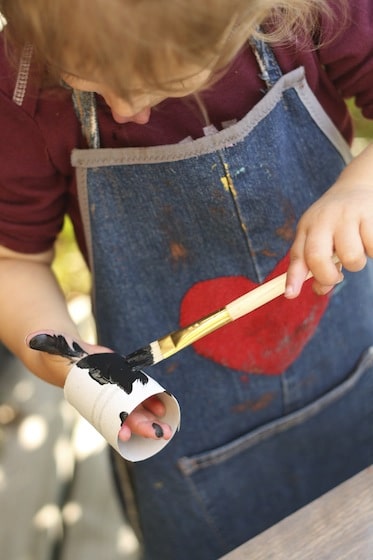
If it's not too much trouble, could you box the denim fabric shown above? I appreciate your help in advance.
[72,40,373,559]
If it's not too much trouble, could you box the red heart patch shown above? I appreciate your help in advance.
[179,256,330,374]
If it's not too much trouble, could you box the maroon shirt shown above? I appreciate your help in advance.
[0,0,372,262]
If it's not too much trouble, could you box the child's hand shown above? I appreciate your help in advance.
[26,330,113,386]
[118,395,173,442]
[286,150,373,299]
[27,331,174,443]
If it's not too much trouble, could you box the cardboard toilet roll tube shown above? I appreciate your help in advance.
[64,354,180,462]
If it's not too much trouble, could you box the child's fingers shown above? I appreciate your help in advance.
[285,255,309,298]
[118,422,132,441]
[334,224,367,272]
[118,403,172,442]
[142,394,167,417]
[285,232,310,298]
[287,227,344,297]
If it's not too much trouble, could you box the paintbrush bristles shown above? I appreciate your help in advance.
[125,344,154,369]
[149,341,163,365]
[125,342,163,370]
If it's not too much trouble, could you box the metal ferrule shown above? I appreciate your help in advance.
[157,308,232,359]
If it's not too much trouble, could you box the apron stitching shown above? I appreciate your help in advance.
[76,168,95,269]
[75,166,99,320]
[178,346,373,476]
[70,69,308,167]
[183,474,229,550]
[294,79,352,164]
[218,156,261,281]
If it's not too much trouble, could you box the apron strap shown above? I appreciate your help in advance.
[249,36,283,90]
[72,89,101,148]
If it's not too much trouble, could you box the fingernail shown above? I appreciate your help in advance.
[285,285,294,298]
[28,333,86,360]
[152,423,164,438]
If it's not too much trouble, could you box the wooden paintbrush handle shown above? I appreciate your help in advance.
[226,255,340,321]
[225,272,300,320]
[127,257,341,368]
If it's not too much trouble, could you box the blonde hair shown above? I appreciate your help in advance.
[1,0,341,98]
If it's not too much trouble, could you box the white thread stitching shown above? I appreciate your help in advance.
[12,43,33,106]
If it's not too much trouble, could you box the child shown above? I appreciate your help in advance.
[0,0,373,558]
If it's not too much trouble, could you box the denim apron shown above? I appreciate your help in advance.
[71,40,373,559]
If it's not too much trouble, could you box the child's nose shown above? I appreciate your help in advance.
[104,91,151,124]
[110,106,151,124]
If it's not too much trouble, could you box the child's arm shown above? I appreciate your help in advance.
[0,245,80,386]
[0,246,171,441]
[286,143,373,298]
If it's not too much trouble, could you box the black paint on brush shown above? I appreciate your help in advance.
[28,333,87,360]
[125,345,154,370]
[152,423,164,438]
[77,352,149,394]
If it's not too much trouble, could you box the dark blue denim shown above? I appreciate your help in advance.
[72,40,373,559]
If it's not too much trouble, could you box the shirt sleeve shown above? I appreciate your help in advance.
[319,0,373,119]
[0,89,68,254]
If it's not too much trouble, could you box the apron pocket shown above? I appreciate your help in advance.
[177,346,373,549]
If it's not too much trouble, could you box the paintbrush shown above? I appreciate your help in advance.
[126,257,340,370]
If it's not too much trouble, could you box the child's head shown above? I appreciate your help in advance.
[1,0,332,100]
